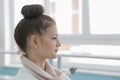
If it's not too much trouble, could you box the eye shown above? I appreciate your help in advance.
[52,37,57,40]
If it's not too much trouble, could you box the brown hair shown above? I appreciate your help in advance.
[14,4,56,52]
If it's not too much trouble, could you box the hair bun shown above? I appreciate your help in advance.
[21,4,44,19]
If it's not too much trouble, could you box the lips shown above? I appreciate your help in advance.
[55,49,58,53]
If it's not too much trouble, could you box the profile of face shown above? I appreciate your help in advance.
[28,25,61,59]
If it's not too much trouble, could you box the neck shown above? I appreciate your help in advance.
[26,53,46,70]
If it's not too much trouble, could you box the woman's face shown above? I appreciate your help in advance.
[36,25,61,59]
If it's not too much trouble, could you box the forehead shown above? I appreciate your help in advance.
[45,25,58,35]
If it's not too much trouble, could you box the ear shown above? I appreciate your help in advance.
[30,35,39,48]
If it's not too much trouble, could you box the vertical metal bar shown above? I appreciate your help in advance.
[57,56,62,69]
[9,0,15,51]
[82,0,90,35]
[0,0,5,65]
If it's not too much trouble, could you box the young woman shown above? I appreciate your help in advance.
[12,4,70,80]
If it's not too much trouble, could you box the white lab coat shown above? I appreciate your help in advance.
[11,66,71,80]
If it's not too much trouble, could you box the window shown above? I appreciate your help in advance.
[89,0,120,34]
[49,0,82,34]
[48,0,120,71]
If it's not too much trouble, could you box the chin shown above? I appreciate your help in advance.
[49,55,58,59]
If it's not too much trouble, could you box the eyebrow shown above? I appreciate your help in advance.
[48,34,58,37]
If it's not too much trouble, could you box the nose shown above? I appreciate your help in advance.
[56,39,61,47]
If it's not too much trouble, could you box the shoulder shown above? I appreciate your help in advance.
[11,66,38,80]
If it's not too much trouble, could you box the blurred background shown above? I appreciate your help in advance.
[0,0,120,80]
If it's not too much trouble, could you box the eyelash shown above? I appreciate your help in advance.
[52,37,57,40]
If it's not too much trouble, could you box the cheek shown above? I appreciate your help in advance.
[42,40,55,50]
[46,41,56,50]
